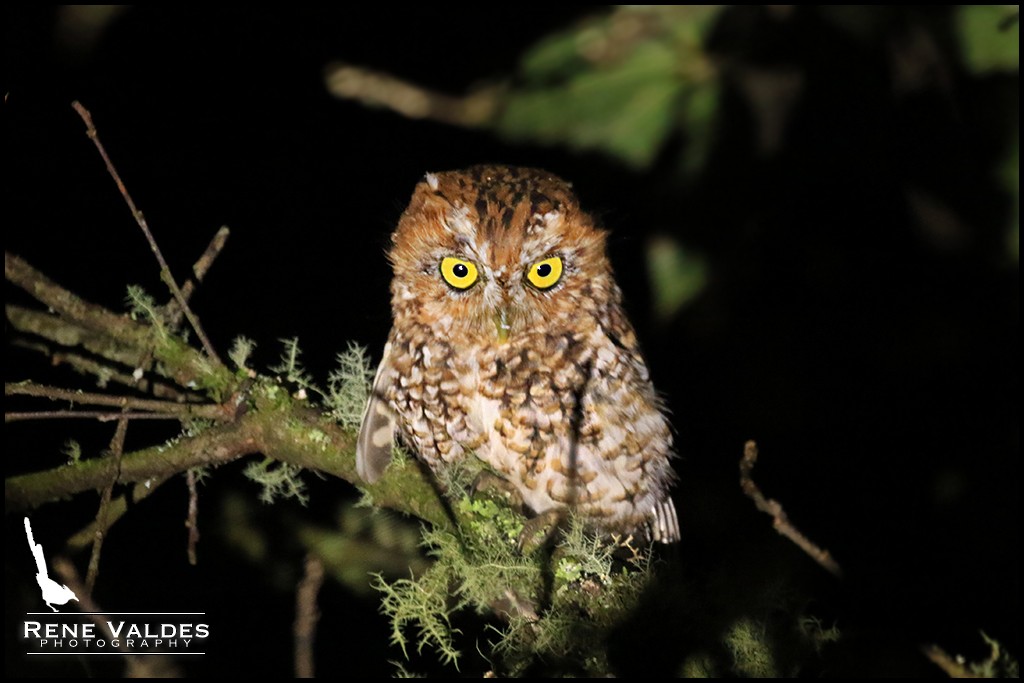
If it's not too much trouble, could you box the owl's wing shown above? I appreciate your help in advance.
[356,342,397,484]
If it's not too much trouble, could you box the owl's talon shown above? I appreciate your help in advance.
[517,509,565,554]
[471,472,526,514]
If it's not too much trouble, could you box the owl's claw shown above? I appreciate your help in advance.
[470,473,564,553]
[471,472,525,514]
[516,509,565,554]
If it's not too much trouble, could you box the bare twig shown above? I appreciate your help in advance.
[191,226,231,282]
[71,101,223,367]
[168,226,230,326]
[51,557,181,677]
[324,63,500,127]
[294,554,325,678]
[86,411,128,594]
[923,645,980,678]
[66,475,171,551]
[11,330,197,402]
[739,440,843,578]
[7,410,196,423]
[185,469,200,566]
[6,258,234,393]
[6,254,154,347]
[6,382,216,415]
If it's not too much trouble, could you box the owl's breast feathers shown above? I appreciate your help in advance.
[364,320,678,543]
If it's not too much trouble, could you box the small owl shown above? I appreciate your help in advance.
[357,165,679,543]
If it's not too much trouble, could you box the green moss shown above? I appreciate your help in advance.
[376,487,656,676]
[228,335,256,370]
[327,342,375,428]
[724,617,779,678]
[243,457,309,505]
[62,439,82,465]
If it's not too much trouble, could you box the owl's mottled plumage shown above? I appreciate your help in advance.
[358,165,679,543]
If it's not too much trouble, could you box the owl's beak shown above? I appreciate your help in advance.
[493,308,511,343]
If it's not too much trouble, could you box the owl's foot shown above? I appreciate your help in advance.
[517,509,566,554]
[471,471,525,514]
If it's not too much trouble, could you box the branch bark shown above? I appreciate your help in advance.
[740,440,843,578]
[6,250,452,527]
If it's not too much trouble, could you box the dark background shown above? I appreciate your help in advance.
[5,6,1017,677]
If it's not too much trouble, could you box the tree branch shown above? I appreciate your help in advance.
[6,254,236,398]
[6,250,451,531]
[6,410,203,423]
[10,338,195,400]
[71,101,224,367]
[740,440,843,578]
[6,416,259,512]
[65,475,171,551]
[7,381,451,529]
[185,468,200,565]
[324,63,500,127]
[167,226,230,328]
[86,411,128,593]
[294,554,324,678]
[6,382,218,415]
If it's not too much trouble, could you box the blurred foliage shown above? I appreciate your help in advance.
[495,4,1021,307]
[646,235,708,323]
[329,5,1018,321]
[498,6,721,171]
[301,506,427,596]
[956,5,1019,73]
[955,5,1019,258]
[218,491,426,596]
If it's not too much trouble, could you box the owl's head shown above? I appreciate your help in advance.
[388,165,617,344]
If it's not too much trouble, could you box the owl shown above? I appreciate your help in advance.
[357,165,679,543]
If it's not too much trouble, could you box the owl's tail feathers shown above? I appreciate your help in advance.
[650,497,681,544]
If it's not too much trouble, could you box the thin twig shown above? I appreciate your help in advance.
[168,226,230,327]
[739,440,843,578]
[6,259,233,392]
[86,411,129,594]
[6,382,218,415]
[66,476,171,551]
[70,101,223,367]
[6,255,153,347]
[191,226,231,282]
[324,63,500,127]
[11,338,197,401]
[295,554,325,678]
[923,645,980,678]
[185,469,200,566]
[51,557,181,677]
[6,410,194,423]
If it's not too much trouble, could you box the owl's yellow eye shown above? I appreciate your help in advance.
[525,256,563,290]
[440,257,479,290]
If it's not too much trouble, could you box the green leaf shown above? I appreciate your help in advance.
[647,235,708,322]
[491,7,723,169]
[957,5,1019,73]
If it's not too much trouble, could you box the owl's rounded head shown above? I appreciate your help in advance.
[388,165,617,345]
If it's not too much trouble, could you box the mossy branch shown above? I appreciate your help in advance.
[5,253,452,529]
[6,252,234,397]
